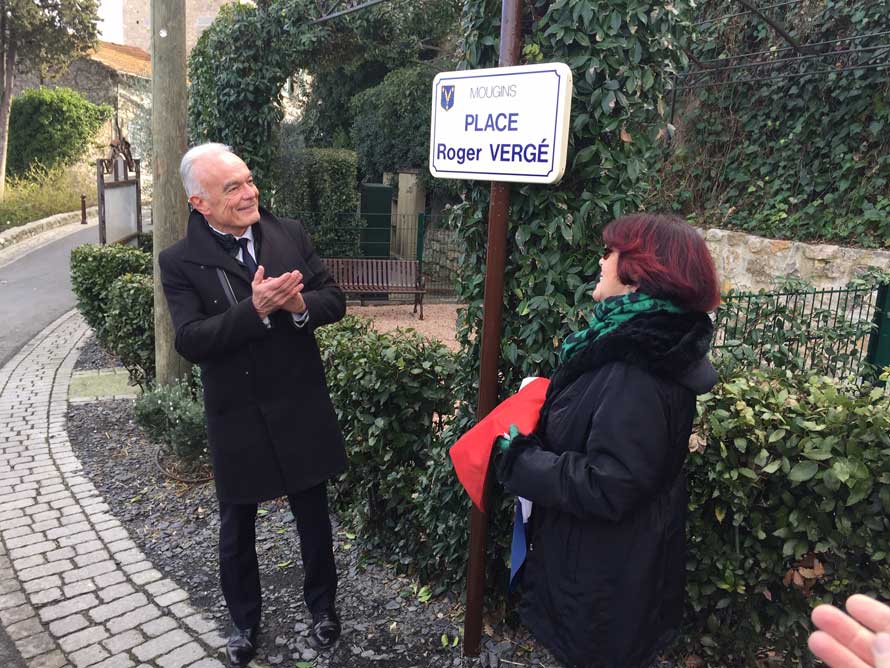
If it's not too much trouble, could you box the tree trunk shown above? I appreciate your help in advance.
[0,35,15,199]
[151,0,190,385]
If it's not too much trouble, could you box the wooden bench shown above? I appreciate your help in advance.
[324,258,426,319]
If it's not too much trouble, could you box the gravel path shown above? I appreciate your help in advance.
[349,303,460,352]
[61,305,570,668]
[65,398,559,668]
[73,335,120,371]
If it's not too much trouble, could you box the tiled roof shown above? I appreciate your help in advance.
[89,41,151,79]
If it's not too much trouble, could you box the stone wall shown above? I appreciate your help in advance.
[14,59,117,107]
[417,223,890,297]
[422,224,461,293]
[122,0,227,53]
[14,65,152,177]
[116,74,152,168]
[703,227,890,292]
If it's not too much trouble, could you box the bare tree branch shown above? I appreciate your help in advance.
[734,0,813,55]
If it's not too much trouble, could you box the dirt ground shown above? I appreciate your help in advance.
[348,301,460,351]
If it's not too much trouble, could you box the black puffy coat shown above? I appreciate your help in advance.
[498,311,716,668]
[159,207,347,504]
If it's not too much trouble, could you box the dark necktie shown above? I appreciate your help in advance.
[210,231,239,255]
[236,237,258,279]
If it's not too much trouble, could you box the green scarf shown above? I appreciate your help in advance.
[559,292,685,365]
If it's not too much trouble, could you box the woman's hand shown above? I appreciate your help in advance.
[810,595,890,668]
[495,424,521,453]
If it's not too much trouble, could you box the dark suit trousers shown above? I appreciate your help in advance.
[218,483,337,630]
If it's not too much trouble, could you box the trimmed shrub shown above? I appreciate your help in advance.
[70,244,152,345]
[350,65,437,181]
[316,316,460,563]
[270,148,364,257]
[105,273,154,387]
[678,367,890,665]
[134,368,207,463]
[8,87,112,176]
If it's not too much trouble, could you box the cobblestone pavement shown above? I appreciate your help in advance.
[0,310,234,668]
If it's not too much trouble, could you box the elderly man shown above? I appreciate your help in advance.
[158,143,346,667]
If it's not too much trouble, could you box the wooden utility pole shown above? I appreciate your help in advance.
[462,0,522,657]
[151,0,190,385]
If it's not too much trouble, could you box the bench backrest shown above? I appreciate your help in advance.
[324,258,421,290]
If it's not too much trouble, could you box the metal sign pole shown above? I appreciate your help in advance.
[462,0,522,657]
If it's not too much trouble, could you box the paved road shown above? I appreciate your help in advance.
[0,312,227,667]
[0,226,101,369]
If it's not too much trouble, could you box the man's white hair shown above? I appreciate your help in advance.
[180,142,233,198]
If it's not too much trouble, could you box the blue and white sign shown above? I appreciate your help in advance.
[429,63,573,184]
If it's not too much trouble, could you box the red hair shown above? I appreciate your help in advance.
[603,214,721,313]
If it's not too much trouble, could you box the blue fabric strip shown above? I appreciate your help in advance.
[509,499,527,591]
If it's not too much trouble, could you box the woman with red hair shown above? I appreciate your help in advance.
[496,214,721,668]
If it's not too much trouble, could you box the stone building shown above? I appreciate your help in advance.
[14,41,152,170]
[115,0,228,54]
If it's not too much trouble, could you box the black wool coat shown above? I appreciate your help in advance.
[159,207,347,503]
[498,311,717,668]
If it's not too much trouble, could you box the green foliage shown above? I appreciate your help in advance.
[0,164,96,229]
[350,65,439,180]
[295,0,460,148]
[650,2,890,246]
[298,60,392,150]
[681,368,890,665]
[448,0,694,421]
[315,316,460,564]
[105,273,154,387]
[188,1,308,188]
[270,148,363,257]
[0,0,99,82]
[70,243,152,345]
[7,87,112,176]
[188,0,460,185]
[424,0,695,606]
[134,370,208,464]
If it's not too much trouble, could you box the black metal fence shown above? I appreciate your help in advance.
[712,283,889,380]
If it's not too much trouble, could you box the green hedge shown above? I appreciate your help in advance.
[350,65,437,181]
[70,244,152,345]
[316,316,460,563]
[270,148,364,257]
[8,87,112,176]
[105,273,154,387]
[679,366,890,666]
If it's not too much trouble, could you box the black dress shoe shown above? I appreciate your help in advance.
[309,608,341,650]
[226,625,258,668]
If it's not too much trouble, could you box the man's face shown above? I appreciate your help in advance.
[189,152,260,236]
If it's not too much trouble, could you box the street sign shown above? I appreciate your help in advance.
[429,62,573,184]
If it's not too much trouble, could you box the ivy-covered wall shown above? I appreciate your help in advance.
[650,1,890,247]
[448,0,692,391]
[424,0,696,630]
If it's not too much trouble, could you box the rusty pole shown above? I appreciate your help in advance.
[80,194,87,224]
[462,0,522,657]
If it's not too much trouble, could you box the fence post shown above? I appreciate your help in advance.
[866,283,890,374]
[416,213,425,276]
